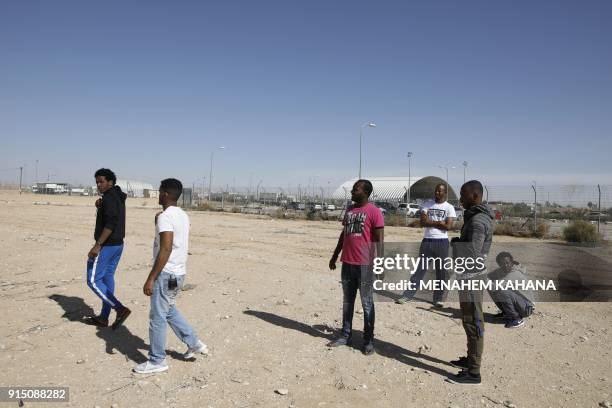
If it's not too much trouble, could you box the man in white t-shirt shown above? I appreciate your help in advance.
[134,178,208,374]
[396,183,456,307]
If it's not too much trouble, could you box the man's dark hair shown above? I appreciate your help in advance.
[355,179,373,197]
[462,180,483,196]
[496,251,517,266]
[94,168,117,184]
[160,178,183,201]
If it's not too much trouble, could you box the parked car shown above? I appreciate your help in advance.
[400,203,422,217]
[374,203,387,216]
[326,204,336,211]
[454,206,464,221]
[374,201,396,213]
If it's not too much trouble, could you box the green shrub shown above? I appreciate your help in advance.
[563,220,601,243]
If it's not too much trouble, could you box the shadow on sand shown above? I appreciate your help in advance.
[243,309,455,378]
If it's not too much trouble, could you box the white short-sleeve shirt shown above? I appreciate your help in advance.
[422,200,456,239]
[153,206,190,276]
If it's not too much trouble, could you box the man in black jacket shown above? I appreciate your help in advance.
[85,168,131,329]
[448,180,494,385]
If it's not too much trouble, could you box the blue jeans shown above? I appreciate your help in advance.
[149,272,200,364]
[341,263,375,344]
[401,238,450,303]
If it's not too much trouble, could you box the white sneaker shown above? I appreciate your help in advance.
[133,360,168,374]
[184,340,209,359]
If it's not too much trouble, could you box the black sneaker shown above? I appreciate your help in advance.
[363,342,375,356]
[492,311,506,319]
[446,370,481,385]
[450,356,470,370]
[84,315,108,327]
[505,318,524,329]
[111,307,131,330]
[326,337,351,347]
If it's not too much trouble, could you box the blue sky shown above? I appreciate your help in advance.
[1,0,611,191]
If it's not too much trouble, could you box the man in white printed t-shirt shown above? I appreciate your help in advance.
[396,183,456,307]
[134,178,208,374]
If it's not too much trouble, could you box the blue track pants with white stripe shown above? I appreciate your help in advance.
[86,245,124,319]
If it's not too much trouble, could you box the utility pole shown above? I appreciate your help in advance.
[19,166,23,195]
[532,181,537,232]
[407,152,413,204]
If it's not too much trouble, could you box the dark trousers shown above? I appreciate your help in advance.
[402,238,450,303]
[341,263,375,344]
[459,288,484,375]
[488,289,534,319]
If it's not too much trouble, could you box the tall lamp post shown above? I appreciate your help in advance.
[437,165,455,194]
[407,151,413,204]
[532,180,537,232]
[462,161,468,184]
[359,122,376,179]
[208,146,225,200]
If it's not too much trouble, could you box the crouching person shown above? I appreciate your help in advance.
[134,178,208,374]
[488,252,535,329]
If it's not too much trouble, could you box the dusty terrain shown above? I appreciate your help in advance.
[0,190,610,408]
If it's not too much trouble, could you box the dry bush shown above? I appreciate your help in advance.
[384,213,406,227]
[563,220,601,243]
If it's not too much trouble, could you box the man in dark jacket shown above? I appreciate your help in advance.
[85,168,131,329]
[448,180,494,385]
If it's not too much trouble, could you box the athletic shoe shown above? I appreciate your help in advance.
[111,307,131,330]
[446,370,481,385]
[433,301,444,308]
[326,337,352,347]
[184,340,209,359]
[363,342,375,356]
[395,296,413,305]
[450,356,470,370]
[133,360,168,374]
[492,311,506,319]
[505,319,524,329]
[84,315,108,327]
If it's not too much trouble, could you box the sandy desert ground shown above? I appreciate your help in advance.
[0,190,610,408]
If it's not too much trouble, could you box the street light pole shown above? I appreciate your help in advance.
[407,152,413,204]
[438,165,454,193]
[359,122,376,179]
[208,146,225,201]
[532,181,537,232]
[462,161,468,184]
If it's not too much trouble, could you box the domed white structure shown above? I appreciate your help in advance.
[331,176,458,204]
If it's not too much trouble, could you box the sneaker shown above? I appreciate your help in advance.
[84,315,108,327]
[395,296,412,305]
[450,356,470,370]
[446,370,481,385]
[363,342,375,356]
[133,360,168,374]
[326,337,352,347]
[433,301,444,308]
[505,319,524,329]
[492,311,506,319]
[184,340,209,359]
[111,307,131,330]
